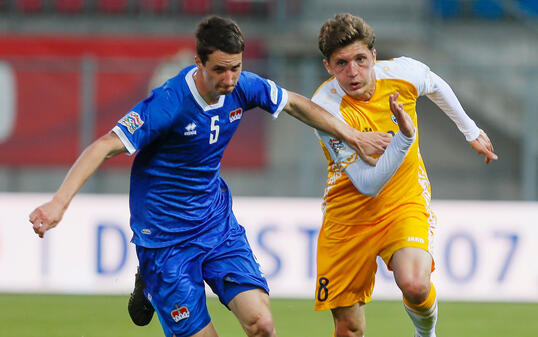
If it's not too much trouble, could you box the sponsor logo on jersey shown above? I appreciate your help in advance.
[391,114,398,125]
[184,122,197,136]
[119,111,144,134]
[267,79,278,105]
[171,305,190,322]
[229,108,243,123]
[329,138,345,153]
[141,229,151,235]
[407,236,425,244]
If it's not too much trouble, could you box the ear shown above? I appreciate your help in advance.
[323,59,334,75]
[194,55,203,69]
[371,48,377,64]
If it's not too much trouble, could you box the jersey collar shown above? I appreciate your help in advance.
[185,67,226,111]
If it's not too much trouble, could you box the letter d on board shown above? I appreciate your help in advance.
[96,224,128,274]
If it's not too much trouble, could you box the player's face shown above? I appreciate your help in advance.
[196,50,243,99]
[324,41,377,101]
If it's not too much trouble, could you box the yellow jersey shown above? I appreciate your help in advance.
[312,57,436,226]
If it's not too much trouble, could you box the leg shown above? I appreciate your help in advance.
[181,321,218,337]
[391,247,437,337]
[137,245,214,337]
[331,302,366,337]
[228,289,276,337]
[391,247,432,304]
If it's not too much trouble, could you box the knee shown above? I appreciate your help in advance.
[399,277,430,303]
[334,319,365,337]
[245,313,275,337]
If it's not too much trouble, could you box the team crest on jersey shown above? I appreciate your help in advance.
[119,111,144,134]
[329,138,345,153]
[391,114,398,125]
[184,122,197,136]
[229,108,243,123]
[171,305,190,322]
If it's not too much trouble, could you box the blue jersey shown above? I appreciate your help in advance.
[112,65,288,248]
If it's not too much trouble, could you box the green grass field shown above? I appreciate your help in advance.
[1,294,536,337]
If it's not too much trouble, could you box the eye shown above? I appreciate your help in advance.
[336,60,346,67]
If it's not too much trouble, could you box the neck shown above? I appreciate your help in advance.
[193,69,219,105]
[354,71,376,101]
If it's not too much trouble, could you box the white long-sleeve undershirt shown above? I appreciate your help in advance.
[427,72,480,142]
[317,130,416,197]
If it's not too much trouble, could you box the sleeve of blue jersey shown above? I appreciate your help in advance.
[113,86,180,155]
[239,71,288,119]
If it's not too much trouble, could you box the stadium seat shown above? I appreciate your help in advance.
[55,0,85,14]
[431,0,461,19]
[224,0,252,16]
[224,0,271,16]
[473,0,504,19]
[180,0,211,15]
[98,0,129,14]
[16,0,43,13]
[139,0,170,14]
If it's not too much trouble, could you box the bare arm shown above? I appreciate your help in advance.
[29,132,127,238]
[284,91,392,165]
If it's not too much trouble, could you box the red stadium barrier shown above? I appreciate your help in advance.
[0,34,267,169]
[16,0,43,13]
[55,0,85,14]
[180,0,211,15]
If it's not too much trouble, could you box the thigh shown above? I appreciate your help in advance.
[379,213,436,272]
[390,246,433,289]
[228,288,273,332]
[137,245,211,337]
[315,221,381,310]
[203,219,269,307]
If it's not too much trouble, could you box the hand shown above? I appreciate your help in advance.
[29,198,66,238]
[346,130,392,166]
[389,92,415,138]
[469,129,498,164]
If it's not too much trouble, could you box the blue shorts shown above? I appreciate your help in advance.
[136,214,269,337]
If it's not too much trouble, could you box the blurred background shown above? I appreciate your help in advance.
[0,2,536,336]
[0,0,536,201]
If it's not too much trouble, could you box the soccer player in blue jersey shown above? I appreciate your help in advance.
[29,16,392,337]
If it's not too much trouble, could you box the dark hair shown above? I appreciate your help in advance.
[318,13,375,60]
[195,16,245,64]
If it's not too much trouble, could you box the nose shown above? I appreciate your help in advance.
[223,70,234,86]
[346,61,359,77]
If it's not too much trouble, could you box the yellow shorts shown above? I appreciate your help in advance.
[314,211,436,311]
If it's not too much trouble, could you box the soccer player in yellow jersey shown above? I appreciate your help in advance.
[312,14,498,337]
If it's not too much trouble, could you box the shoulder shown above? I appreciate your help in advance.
[375,57,430,80]
[375,57,432,94]
[159,65,197,100]
[312,77,344,114]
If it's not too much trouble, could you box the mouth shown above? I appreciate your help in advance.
[349,81,361,90]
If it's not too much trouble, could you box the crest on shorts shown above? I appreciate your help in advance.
[171,305,190,322]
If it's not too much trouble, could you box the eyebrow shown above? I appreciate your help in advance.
[213,62,242,70]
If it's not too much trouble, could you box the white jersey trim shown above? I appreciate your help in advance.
[112,126,136,155]
[185,67,225,111]
[271,88,289,119]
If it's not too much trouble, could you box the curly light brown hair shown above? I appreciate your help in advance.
[318,13,376,60]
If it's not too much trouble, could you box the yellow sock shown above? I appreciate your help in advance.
[403,282,437,337]
[404,282,437,313]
